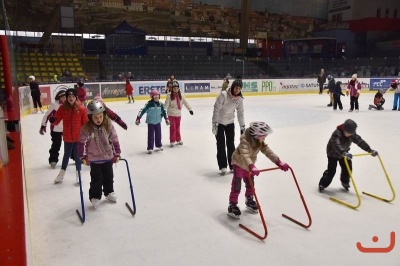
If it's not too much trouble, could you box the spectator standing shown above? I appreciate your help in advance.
[317,69,326,94]
[29,75,43,113]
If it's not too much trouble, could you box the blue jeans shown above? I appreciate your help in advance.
[61,142,81,171]
[393,93,399,110]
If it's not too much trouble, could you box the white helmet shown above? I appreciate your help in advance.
[87,100,106,115]
[28,75,35,81]
[249,121,273,137]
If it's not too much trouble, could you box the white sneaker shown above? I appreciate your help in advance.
[75,171,80,184]
[157,147,163,151]
[32,109,38,114]
[147,149,153,154]
[170,142,176,147]
[91,198,100,208]
[105,192,117,203]
[50,162,57,169]
[220,168,227,175]
[177,141,183,145]
[54,169,65,183]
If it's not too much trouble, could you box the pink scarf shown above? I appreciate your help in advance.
[172,92,181,109]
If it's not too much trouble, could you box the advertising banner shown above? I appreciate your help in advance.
[184,82,211,93]
[370,78,392,90]
[136,82,167,95]
[84,84,100,100]
[100,83,126,99]
[241,80,258,92]
[39,86,51,106]
[260,80,278,92]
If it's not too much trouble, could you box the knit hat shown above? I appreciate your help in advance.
[351,74,357,79]
[230,77,243,97]
[66,88,77,97]
[343,119,357,134]
[55,89,66,100]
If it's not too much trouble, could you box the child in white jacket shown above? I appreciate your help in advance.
[39,89,66,168]
[164,80,193,147]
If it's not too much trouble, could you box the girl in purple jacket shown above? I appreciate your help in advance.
[346,73,362,112]
[78,100,121,209]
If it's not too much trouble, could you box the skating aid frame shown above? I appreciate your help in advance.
[239,166,312,240]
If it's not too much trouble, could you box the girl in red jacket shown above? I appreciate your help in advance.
[51,88,88,184]
[125,79,134,103]
[77,81,87,107]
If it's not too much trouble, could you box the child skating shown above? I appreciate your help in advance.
[318,119,378,192]
[227,121,290,219]
[164,80,193,147]
[78,100,121,209]
[135,89,170,154]
[40,89,66,168]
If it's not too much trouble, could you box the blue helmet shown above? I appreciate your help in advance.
[327,75,334,81]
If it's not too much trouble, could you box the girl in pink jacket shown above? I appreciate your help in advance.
[346,74,362,112]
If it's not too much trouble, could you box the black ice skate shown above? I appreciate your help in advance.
[227,203,241,219]
[245,197,258,213]
[318,185,324,193]
[341,182,350,191]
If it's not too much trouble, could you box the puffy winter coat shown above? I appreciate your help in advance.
[41,102,63,132]
[78,122,121,162]
[125,83,134,95]
[53,101,88,142]
[164,92,192,117]
[347,80,361,96]
[137,100,168,125]
[231,129,279,171]
[212,90,245,127]
[326,124,372,159]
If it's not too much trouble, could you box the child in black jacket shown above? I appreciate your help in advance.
[333,81,345,111]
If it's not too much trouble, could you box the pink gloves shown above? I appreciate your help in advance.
[276,160,289,172]
[249,164,260,176]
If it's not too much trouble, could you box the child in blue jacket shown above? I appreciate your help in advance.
[333,81,345,111]
[135,89,170,153]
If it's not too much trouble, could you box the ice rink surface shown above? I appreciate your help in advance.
[22,93,400,266]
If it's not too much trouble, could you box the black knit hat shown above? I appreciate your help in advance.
[230,77,243,97]
[55,89,66,100]
[343,119,357,134]
[66,88,77,97]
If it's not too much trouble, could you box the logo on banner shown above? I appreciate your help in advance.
[137,84,166,95]
[261,80,277,91]
[242,81,258,92]
[279,82,299,90]
[370,79,391,90]
[185,83,210,93]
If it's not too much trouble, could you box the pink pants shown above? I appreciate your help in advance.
[229,164,254,204]
[169,116,181,143]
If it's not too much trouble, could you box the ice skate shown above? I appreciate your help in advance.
[220,168,227,175]
[50,162,57,169]
[105,192,117,203]
[40,108,44,113]
[75,171,80,184]
[245,197,258,213]
[318,184,324,193]
[227,203,241,219]
[54,169,65,183]
[91,198,100,209]
[32,109,38,114]
[156,146,163,151]
[170,142,176,147]
[341,182,350,191]
[177,141,183,145]
[147,150,153,154]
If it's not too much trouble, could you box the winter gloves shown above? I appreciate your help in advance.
[112,155,120,164]
[81,156,90,166]
[39,126,46,135]
[189,110,194,115]
[345,153,353,160]
[276,160,290,172]
[135,117,140,125]
[240,125,245,135]
[370,150,378,157]
[344,150,378,160]
[249,164,260,176]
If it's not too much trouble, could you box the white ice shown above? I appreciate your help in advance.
[22,93,400,266]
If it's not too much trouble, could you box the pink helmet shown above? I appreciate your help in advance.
[249,121,273,137]
[150,89,160,98]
